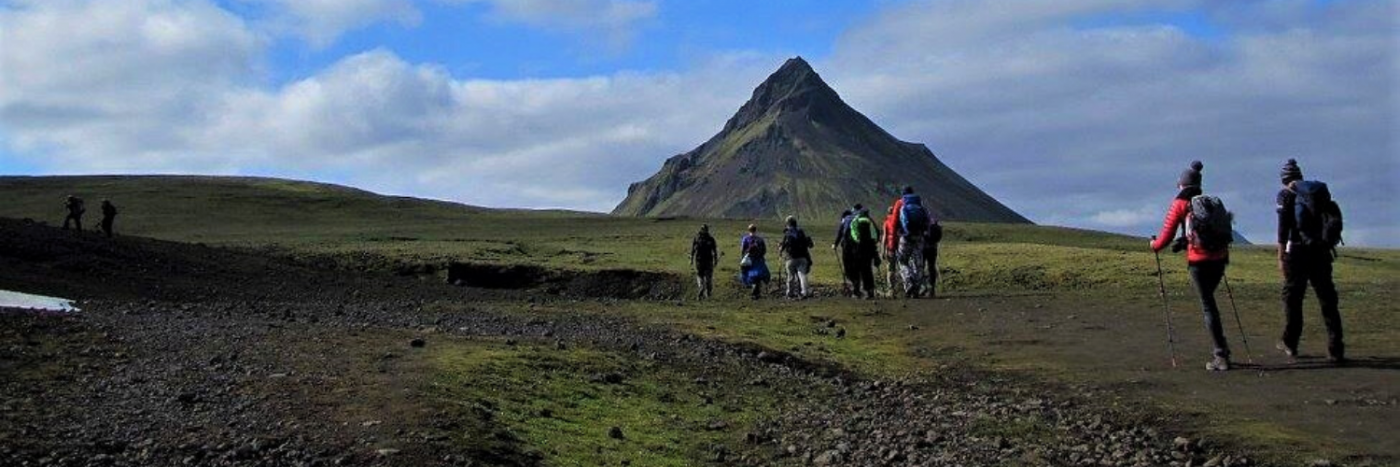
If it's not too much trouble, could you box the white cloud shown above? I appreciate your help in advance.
[825,0,1397,246]
[242,0,421,47]
[453,0,657,51]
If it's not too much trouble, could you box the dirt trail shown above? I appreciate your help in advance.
[2,219,1261,466]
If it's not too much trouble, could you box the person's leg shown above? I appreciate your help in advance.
[885,253,898,298]
[842,247,860,296]
[859,256,876,298]
[1280,255,1309,354]
[1190,262,1230,360]
[1310,255,1345,360]
[924,244,939,298]
[784,259,797,297]
[63,215,72,230]
[102,219,113,238]
[797,259,810,297]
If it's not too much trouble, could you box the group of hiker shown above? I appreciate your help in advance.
[688,158,1347,372]
[688,185,943,300]
[61,195,118,238]
[1148,158,1345,371]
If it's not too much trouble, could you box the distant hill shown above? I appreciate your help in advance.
[614,57,1028,224]
[0,175,588,241]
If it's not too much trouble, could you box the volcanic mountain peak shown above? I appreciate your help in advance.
[613,58,1028,224]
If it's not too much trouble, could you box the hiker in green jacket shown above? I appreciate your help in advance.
[848,207,880,299]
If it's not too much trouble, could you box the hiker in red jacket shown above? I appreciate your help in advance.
[882,206,900,297]
[1149,161,1234,371]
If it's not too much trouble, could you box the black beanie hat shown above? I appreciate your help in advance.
[1178,160,1203,187]
[1280,158,1303,184]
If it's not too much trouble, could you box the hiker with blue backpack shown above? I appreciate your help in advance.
[1276,158,1346,364]
[1149,161,1236,371]
[779,216,814,299]
[895,187,935,298]
[739,224,772,299]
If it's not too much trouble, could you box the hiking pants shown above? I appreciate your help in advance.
[923,242,939,297]
[695,264,714,298]
[63,213,82,231]
[101,217,114,238]
[1188,260,1231,359]
[898,236,926,296]
[852,253,876,297]
[885,251,899,297]
[1281,249,1344,358]
[785,257,810,297]
[841,244,861,293]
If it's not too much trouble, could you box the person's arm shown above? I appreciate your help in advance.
[1276,189,1292,273]
[1150,200,1187,252]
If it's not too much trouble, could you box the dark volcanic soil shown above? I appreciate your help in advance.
[1,219,1259,466]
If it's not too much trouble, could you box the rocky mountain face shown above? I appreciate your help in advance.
[613,57,1029,224]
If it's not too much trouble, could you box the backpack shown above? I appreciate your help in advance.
[899,194,930,236]
[1186,195,1233,252]
[693,234,716,261]
[746,235,767,258]
[849,216,877,246]
[926,222,943,244]
[783,228,811,259]
[1292,181,1344,248]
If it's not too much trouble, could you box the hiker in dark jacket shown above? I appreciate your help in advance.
[848,207,881,299]
[779,216,814,298]
[99,200,118,238]
[832,208,858,294]
[740,224,771,299]
[922,206,943,299]
[1275,158,1345,363]
[690,224,719,299]
[62,195,85,231]
[1150,161,1233,371]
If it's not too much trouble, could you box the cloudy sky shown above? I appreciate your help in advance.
[1,0,1396,246]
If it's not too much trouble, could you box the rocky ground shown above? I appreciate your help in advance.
[1,219,1260,466]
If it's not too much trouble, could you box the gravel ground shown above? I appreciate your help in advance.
[1,219,1260,466]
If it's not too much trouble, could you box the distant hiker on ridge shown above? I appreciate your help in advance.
[896,186,934,298]
[779,216,814,299]
[690,224,719,299]
[740,224,771,300]
[100,199,118,238]
[1275,158,1346,364]
[1150,161,1235,371]
[848,207,881,300]
[62,195,85,231]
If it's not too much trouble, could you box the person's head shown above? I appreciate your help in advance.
[699,224,709,234]
[841,209,852,218]
[785,216,797,227]
[1177,160,1203,188]
[853,203,863,212]
[859,207,870,217]
[1280,158,1303,186]
[747,224,757,233]
[903,186,914,195]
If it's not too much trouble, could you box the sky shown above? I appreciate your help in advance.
[0,0,1396,246]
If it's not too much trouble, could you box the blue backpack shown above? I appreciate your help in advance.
[1292,181,1344,248]
[899,194,930,237]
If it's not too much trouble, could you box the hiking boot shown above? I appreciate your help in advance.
[1328,354,1348,365]
[1205,356,1230,371]
[1276,341,1297,359]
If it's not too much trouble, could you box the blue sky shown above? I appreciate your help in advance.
[1,0,1395,246]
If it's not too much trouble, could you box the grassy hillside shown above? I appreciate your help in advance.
[2,175,1395,294]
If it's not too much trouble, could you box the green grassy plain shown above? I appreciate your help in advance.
[4,175,1397,465]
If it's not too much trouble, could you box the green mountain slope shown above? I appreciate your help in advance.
[614,57,1029,224]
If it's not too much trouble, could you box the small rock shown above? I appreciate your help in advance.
[835,328,846,338]
[608,426,624,439]
[410,338,426,348]
[707,420,728,431]
[376,448,399,456]
[813,449,842,466]
[1173,436,1192,451]
[1308,460,1334,467]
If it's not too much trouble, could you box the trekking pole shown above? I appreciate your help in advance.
[834,247,849,295]
[1151,238,1179,368]
[1222,273,1253,364]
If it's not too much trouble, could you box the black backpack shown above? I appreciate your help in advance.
[783,228,811,259]
[693,234,716,261]
[1293,181,1344,248]
[1187,195,1233,252]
